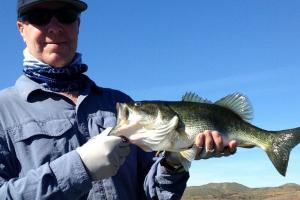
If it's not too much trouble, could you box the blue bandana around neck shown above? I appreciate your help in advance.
[23,48,89,92]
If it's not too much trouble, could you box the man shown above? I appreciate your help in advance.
[0,0,237,199]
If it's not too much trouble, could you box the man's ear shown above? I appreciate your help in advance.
[17,21,26,42]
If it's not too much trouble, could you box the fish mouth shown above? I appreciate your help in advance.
[112,102,144,138]
[110,102,130,136]
[116,102,129,121]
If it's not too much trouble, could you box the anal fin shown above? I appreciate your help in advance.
[179,147,198,171]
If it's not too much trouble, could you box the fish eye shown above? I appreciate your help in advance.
[134,102,142,106]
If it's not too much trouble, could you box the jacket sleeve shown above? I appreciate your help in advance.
[143,156,190,200]
[0,129,92,200]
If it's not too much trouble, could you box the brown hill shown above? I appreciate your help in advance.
[182,182,300,200]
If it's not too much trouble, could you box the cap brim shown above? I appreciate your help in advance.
[18,0,88,16]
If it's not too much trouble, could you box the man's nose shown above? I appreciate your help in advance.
[46,17,63,34]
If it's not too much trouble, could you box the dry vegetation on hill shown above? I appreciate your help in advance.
[182,183,300,200]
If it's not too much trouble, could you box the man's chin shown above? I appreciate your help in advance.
[43,53,74,68]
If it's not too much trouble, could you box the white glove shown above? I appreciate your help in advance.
[76,127,130,181]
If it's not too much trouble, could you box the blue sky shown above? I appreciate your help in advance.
[1,0,300,188]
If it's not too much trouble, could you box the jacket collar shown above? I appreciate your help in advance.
[15,75,42,101]
[15,75,102,102]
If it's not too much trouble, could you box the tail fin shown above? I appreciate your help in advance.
[266,127,300,176]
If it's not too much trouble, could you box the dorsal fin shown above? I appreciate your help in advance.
[182,92,212,103]
[215,93,253,122]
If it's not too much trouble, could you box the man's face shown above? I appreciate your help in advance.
[17,2,80,68]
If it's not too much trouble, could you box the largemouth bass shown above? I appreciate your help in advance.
[109,92,300,176]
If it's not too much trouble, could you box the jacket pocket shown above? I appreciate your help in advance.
[10,119,73,142]
[8,118,74,173]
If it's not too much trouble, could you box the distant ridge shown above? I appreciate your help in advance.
[182,182,300,200]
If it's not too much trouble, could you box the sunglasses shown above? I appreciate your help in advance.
[19,8,80,26]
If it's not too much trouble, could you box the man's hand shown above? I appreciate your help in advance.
[163,130,237,171]
[76,127,130,181]
[194,130,237,159]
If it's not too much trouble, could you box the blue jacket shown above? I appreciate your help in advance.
[0,75,189,200]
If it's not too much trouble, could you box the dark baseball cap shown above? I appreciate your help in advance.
[17,0,88,16]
